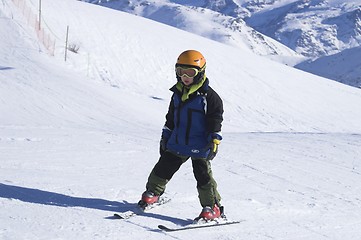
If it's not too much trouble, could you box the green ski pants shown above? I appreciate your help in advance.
[145,150,221,207]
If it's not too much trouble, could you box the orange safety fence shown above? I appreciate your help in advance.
[12,0,56,56]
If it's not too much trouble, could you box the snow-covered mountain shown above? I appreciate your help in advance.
[245,0,361,87]
[85,0,303,60]
[296,46,361,87]
[245,0,361,57]
[1,0,361,239]
[85,0,361,87]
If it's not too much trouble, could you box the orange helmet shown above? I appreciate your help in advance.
[175,50,206,85]
[176,50,206,69]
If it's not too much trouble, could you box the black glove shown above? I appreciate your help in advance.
[159,127,171,154]
[206,138,221,161]
[160,136,168,154]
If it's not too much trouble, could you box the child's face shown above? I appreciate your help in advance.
[181,75,194,86]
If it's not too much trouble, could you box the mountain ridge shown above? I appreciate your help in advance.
[84,0,361,87]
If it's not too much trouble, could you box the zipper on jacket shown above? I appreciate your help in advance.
[185,108,193,145]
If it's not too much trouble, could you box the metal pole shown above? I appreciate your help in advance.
[38,0,41,30]
[65,26,69,62]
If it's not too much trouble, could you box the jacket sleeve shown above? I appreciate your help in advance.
[206,87,223,134]
[164,94,175,131]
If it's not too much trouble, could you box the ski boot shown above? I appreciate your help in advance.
[195,204,225,222]
[138,191,159,210]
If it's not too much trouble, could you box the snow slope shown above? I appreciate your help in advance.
[90,0,302,58]
[1,0,361,239]
[88,0,361,87]
[296,46,361,88]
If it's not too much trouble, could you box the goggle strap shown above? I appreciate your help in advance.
[175,64,206,71]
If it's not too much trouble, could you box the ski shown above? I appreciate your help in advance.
[114,210,137,219]
[113,196,171,219]
[158,219,244,232]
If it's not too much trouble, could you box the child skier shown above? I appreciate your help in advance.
[139,50,224,220]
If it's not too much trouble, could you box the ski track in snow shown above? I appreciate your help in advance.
[1,129,361,239]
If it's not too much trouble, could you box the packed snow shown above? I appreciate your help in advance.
[1,0,361,239]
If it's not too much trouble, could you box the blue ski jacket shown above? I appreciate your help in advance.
[164,78,223,158]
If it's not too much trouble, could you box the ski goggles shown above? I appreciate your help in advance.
[175,66,201,78]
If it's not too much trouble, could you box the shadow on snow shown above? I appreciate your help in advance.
[0,66,14,70]
[0,183,189,225]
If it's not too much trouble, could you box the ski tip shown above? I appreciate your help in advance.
[113,213,124,219]
[104,215,121,220]
[158,225,168,230]
[158,224,175,232]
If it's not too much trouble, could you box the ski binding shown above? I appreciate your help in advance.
[113,196,171,219]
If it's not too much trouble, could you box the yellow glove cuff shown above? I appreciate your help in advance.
[212,139,221,152]
[213,139,221,145]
